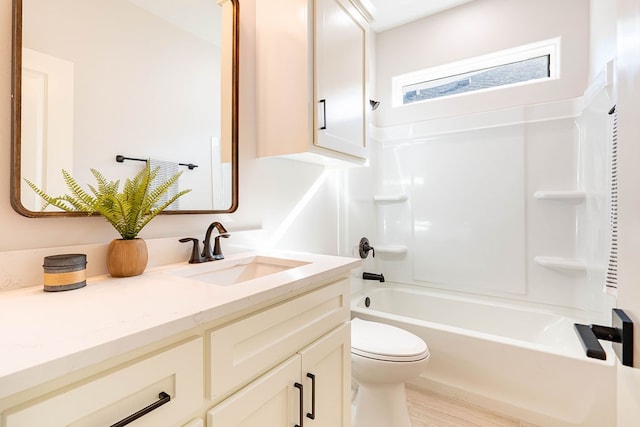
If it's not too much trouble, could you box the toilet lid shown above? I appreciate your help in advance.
[351,318,429,362]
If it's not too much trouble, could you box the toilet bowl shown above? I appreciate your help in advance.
[351,317,429,427]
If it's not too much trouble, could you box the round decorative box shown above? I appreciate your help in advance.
[43,254,87,292]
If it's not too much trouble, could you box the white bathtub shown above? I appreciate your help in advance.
[351,284,616,427]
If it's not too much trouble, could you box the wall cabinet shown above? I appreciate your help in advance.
[256,0,371,163]
[0,276,351,427]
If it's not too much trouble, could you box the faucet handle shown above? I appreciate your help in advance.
[212,233,230,260]
[359,237,375,259]
[179,238,206,263]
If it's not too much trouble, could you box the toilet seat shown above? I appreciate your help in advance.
[351,318,429,362]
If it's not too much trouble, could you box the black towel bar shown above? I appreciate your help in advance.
[115,155,198,170]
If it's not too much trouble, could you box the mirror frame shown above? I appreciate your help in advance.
[10,0,239,217]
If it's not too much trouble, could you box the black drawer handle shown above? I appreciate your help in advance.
[294,382,304,427]
[306,373,316,420]
[110,391,171,427]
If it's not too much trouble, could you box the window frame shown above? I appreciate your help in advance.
[392,38,561,107]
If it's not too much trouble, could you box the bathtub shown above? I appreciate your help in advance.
[351,283,616,427]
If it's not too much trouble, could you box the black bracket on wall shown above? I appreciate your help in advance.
[574,308,633,367]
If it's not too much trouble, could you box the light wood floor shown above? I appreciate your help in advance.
[406,386,539,427]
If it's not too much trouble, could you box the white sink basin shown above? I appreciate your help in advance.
[166,255,309,286]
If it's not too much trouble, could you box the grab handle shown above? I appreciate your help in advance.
[110,392,171,427]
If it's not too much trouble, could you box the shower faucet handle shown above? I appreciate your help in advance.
[359,237,375,259]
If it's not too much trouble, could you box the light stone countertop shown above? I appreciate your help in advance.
[0,250,360,400]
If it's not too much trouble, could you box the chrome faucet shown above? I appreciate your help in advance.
[202,221,230,260]
[179,222,230,263]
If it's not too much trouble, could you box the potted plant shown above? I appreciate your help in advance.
[25,163,191,277]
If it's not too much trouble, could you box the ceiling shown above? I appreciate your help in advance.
[366,0,475,32]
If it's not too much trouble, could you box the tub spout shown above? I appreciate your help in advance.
[363,272,385,282]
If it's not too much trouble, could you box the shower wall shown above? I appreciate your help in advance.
[344,94,615,317]
[341,0,617,317]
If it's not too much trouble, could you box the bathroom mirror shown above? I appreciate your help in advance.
[11,0,239,216]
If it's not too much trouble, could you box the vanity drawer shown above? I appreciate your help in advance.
[3,337,203,427]
[208,278,349,400]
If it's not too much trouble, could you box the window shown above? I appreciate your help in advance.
[393,38,560,107]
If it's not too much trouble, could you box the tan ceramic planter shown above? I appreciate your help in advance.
[107,238,148,277]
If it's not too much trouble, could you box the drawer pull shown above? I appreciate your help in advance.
[110,391,171,427]
[294,382,304,427]
[306,373,316,420]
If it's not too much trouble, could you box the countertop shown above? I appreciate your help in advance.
[0,250,360,400]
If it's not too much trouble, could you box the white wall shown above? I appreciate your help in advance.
[590,0,617,82]
[374,0,589,126]
[0,0,341,290]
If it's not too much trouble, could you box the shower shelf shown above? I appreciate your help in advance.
[533,191,586,204]
[373,194,408,203]
[376,245,408,255]
[534,256,586,272]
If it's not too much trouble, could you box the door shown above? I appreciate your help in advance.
[20,48,74,211]
[207,355,302,427]
[615,0,640,425]
[299,323,351,427]
[315,0,367,159]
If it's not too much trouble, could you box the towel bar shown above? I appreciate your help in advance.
[115,155,198,170]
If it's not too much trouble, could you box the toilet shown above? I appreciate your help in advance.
[351,317,430,427]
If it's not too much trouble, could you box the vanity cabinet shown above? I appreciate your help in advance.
[256,0,371,163]
[207,278,351,426]
[0,267,352,427]
[208,324,350,426]
[3,338,204,427]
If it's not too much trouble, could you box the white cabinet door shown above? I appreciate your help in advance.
[299,323,351,427]
[315,0,367,159]
[207,323,351,427]
[256,0,369,163]
[207,355,303,427]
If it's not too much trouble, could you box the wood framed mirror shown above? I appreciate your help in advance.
[11,0,239,216]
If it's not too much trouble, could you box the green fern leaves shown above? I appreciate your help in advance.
[24,163,191,239]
